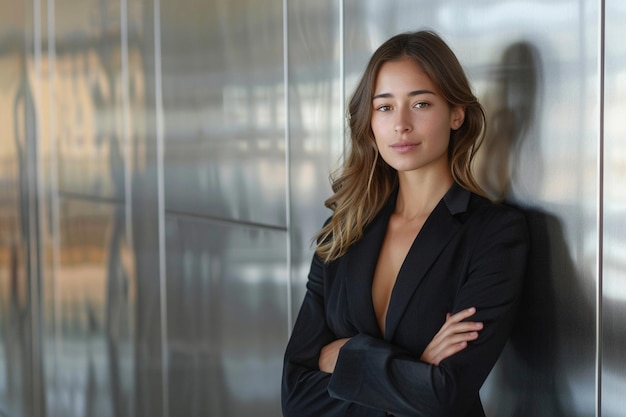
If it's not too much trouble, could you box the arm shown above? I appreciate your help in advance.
[282,253,372,416]
[327,208,529,416]
[319,308,481,373]
[419,308,482,366]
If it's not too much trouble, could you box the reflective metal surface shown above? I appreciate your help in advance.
[287,0,343,322]
[160,0,286,226]
[43,0,139,416]
[165,216,287,416]
[54,0,126,200]
[1,0,625,416]
[0,3,39,416]
[602,1,626,416]
[51,199,134,417]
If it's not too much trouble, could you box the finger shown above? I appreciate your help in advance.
[424,340,467,366]
[436,320,482,339]
[444,321,483,334]
[446,307,477,323]
[437,308,476,332]
[433,341,470,365]
[431,331,479,355]
[427,328,480,356]
[430,331,480,362]
[446,331,480,345]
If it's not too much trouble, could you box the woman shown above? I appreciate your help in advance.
[282,30,529,417]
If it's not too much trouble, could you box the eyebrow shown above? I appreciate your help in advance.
[372,89,436,100]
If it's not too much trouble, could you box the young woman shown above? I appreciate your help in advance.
[282,30,529,417]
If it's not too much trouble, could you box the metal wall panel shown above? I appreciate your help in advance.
[42,0,141,416]
[160,0,286,227]
[602,1,626,416]
[287,0,343,322]
[53,0,126,200]
[2,0,625,416]
[126,0,167,416]
[343,1,599,415]
[49,200,134,417]
[165,217,287,417]
[157,1,289,417]
[0,2,39,415]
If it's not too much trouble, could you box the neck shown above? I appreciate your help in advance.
[395,169,453,219]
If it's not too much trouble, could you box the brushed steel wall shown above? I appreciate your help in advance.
[602,1,626,416]
[0,0,623,416]
[0,2,42,416]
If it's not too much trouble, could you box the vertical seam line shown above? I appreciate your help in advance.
[153,0,169,415]
[120,0,133,252]
[32,0,43,415]
[596,0,605,416]
[283,0,293,336]
[47,0,62,407]
[120,1,133,414]
[339,0,346,154]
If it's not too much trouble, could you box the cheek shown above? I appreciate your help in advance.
[370,121,381,142]
[370,117,380,133]
[372,135,383,153]
[435,118,454,141]
[371,117,388,139]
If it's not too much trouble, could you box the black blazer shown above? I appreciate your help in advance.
[282,184,529,417]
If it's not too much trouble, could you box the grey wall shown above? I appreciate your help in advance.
[0,0,623,416]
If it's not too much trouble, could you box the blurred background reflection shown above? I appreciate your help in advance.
[0,0,624,416]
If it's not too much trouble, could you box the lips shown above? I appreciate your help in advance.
[390,141,420,153]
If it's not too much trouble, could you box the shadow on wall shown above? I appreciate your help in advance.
[476,40,595,417]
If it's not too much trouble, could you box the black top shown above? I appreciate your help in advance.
[282,183,529,417]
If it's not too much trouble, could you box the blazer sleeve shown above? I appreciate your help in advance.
[327,207,529,417]
[282,252,379,417]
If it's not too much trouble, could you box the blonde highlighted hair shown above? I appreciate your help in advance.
[315,30,485,262]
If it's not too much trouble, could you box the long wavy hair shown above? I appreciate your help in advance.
[315,30,486,262]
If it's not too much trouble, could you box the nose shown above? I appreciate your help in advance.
[393,108,412,133]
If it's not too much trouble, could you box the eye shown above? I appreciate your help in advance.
[413,102,430,109]
[375,104,392,112]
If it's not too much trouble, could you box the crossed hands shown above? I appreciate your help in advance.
[318,307,482,373]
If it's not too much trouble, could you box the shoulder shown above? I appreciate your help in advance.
[444,184,524,223]
[442,184,528,239]
[467,192,526,222]
[463,193,529,247]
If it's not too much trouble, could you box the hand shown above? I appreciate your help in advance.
[318,338,350,373]
[420,307,482,366]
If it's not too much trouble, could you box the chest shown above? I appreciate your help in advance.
[324,223,476,353]
[371,214,427,336]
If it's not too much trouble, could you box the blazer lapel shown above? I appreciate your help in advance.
[343,191,397,338]
[384,184,471,341]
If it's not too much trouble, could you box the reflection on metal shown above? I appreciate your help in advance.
[165,216,287,416]
[603,1,626,416]
[474,41,576,415]
[474,41,540,202]
[160,0,286,227]
[286,0,344,322]
[0,0,625,416]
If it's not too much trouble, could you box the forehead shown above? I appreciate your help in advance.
[373,58,437,93]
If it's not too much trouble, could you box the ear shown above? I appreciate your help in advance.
[450,106,465,130]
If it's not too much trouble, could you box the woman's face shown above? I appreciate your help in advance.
[370,58,464,175]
